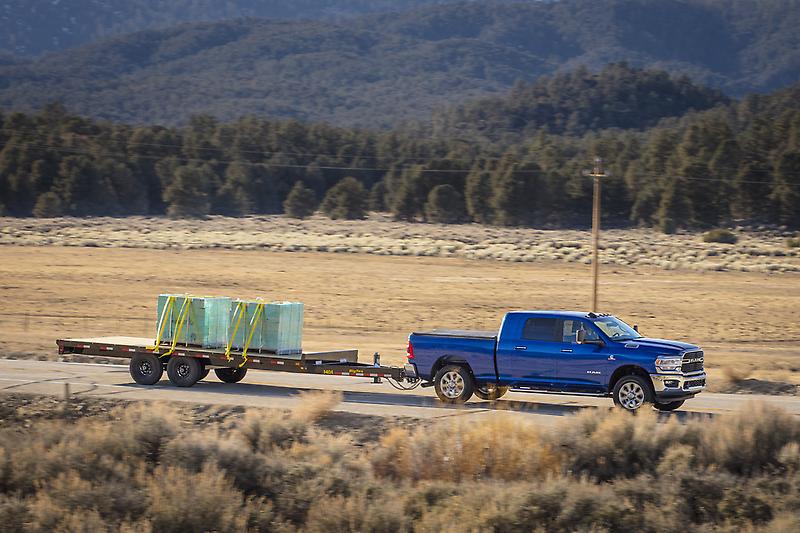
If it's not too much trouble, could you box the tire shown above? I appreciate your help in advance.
[612,374,654,412]
[474,383,509,401]
[129,352,163,385]
[198,364,210,381]
[654,400,685,412]
[434,364,474,404]
[215,367,248,384]
[166,356,202,387]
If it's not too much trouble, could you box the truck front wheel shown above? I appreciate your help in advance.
[474,383,509,401]
[612,375,653,412]
[434,364,474,404]
[166,356,202,387]
[654,399,684,412]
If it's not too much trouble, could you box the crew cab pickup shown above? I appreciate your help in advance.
[407,311,706,411]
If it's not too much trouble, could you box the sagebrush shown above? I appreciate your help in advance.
[1,399,799,532]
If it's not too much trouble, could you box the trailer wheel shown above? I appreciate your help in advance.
[215,367,247,384]
[654,399,684,412]
[198,364,210,381]
[474,383,509,401]
[130,353,163,385]
[434,364,474,404]
[612,375,653,412]
[166,357,202,387]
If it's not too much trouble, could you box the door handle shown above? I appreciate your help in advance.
[561,349,573,353]
[514,346,527,351]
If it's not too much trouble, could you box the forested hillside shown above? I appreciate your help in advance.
[2,67,799,230]
[0,0,457,56]
[429,63,730,138]
[1,0,798,126]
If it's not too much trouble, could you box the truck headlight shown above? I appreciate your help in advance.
[655,356,682,372]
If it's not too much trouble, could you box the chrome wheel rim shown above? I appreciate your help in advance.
[139,361,153,375]
[440,370,465,399]
[619,381,645,410]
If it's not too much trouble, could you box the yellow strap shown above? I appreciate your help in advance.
[149,296,175,352]
[224,301,247,362]
[161,297,192,358]
[239,303,265,368]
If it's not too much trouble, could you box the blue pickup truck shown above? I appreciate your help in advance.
[407,311,706,411]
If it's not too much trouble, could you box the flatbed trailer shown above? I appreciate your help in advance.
[57,336,418,388]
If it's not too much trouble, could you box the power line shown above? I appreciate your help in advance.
[0,138,780,184]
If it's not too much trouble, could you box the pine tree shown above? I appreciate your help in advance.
[283,181,318,219]
[162,165,211,218]
[656,177,692,233]
[770,150,800,226]
[320,176,367,220]
[491,162,541,226]
[369,181,387,211]
[424,184,466,224]
[32,191,64,218]
[464,169,493,223]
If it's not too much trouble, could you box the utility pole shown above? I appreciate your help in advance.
[584,158,607,312]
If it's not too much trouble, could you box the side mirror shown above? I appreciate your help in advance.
[576,329,585,344]
[633,324,639,332]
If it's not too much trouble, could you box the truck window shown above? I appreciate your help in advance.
[522,318,559,341]
[562,319,600,343]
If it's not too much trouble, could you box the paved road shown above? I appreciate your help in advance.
[1,359,799,424]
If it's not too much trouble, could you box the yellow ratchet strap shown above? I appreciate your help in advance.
[225,301,247,362]
[161,297,191,358]
[149,296,175,352]
[239,302,265,368]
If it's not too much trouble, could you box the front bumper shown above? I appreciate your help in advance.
[650,372,706,400]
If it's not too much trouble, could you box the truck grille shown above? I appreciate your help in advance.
[684,378,706,390]
[682,351,704,373]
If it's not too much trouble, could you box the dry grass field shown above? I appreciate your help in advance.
[1,216,799,393]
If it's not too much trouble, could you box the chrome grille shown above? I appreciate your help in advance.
[682,351,704,374]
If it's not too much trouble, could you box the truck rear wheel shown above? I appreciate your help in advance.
[198,363,210,381]
[612,375,653,412]
[474,383,509,401]
[130,353,163,385]
[215,367,247,384]
[654,399,684,412]
[434,364,474,404]
[166,356,202,387]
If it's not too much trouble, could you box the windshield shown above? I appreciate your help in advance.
[592,316,642,341]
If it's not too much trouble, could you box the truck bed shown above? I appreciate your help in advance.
[412,329,497,340]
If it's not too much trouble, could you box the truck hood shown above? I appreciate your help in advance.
[621,337,699,354]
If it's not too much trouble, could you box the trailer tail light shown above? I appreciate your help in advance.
[406,340,415,360]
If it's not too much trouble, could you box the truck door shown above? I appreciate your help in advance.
[496,316,560,389]
[555,319,613,392]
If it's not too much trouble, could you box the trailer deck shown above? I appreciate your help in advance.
[57,336,417,386]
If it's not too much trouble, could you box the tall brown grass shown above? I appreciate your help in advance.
[1,399,799,532]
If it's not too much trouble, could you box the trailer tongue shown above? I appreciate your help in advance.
[57,336,418,388]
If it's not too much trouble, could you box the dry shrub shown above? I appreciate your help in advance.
[236,410,308,453]
[291,390,343,423]
[722,366,751,385]
[553,407,686,481]
[146,464,248,532]
[695,401,800,475]
[371,414,560,482]
[0,495,29,533]
[304,487,410,533]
